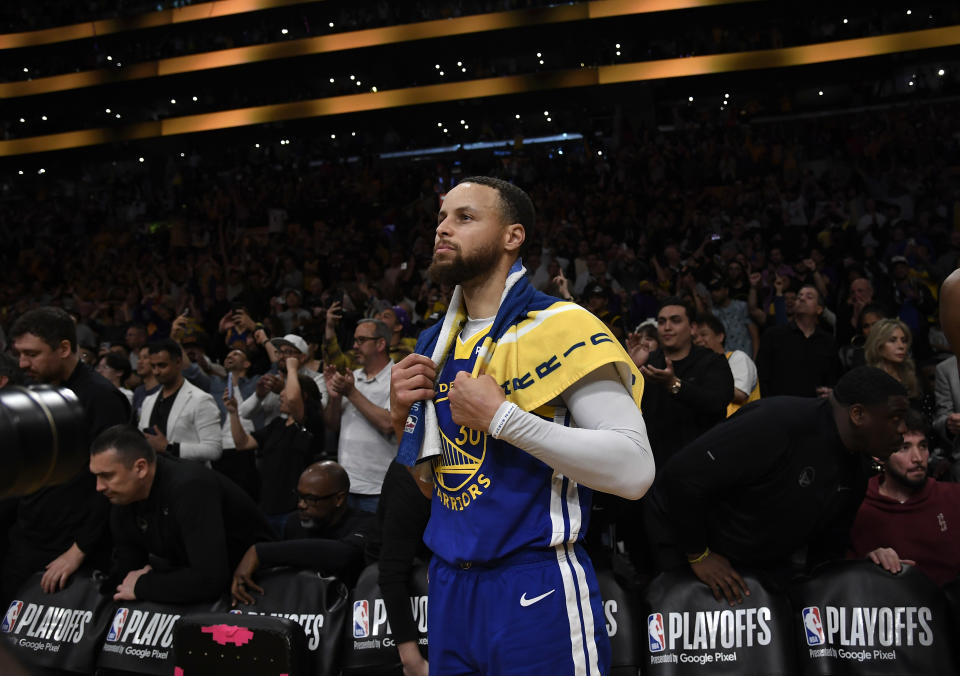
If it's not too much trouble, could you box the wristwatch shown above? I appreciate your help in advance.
[669,377,682,395]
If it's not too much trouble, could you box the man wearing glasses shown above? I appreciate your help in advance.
[230,461,374,604]
[324,319,396,513]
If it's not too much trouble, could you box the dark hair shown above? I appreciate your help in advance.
[459,175,535,257]
[858,303,888,325]
[148,338,182,359]
[0,352,25,386]
[102,353,132,381]
[658,296,695,322]
[798,284,823,308]
[10,307,77,352]
[357,318,392,349]
[833,366,907,406]
[903,408,930,438]
[635,323,659,342]
[297,374,321,401]
[91,424,156,466]
[698,314,726,341]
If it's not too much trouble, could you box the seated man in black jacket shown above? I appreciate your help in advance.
[645,366,909,606]
[90,425,274,604]
[230,460,374,605]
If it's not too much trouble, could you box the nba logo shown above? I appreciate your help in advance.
[647,612,666,653]
[1,601,23,633]
[404,414,419,435]
[106,608,129,642]
[353,600,369,638]
[802,607,825,646]
[229,609,242,615]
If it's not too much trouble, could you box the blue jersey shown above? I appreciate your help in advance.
[424,325,593,565]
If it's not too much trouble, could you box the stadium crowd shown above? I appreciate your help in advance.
[2,93,960,670]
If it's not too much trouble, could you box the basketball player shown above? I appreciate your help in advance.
[391,177,655,675]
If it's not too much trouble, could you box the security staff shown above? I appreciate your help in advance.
[90,425,273,604]
[647,366,909,605]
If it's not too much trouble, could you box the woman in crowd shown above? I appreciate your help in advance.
[96,352,134,404]
[864,318,919,399]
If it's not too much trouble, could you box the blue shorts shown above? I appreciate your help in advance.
[428,543,610,676]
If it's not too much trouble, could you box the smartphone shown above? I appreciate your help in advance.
[142,428,156,435]
[182,307,191,317]
[227,372,234,399]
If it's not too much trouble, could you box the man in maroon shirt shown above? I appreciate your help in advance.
[850,409,960,586]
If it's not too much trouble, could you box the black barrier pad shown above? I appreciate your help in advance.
[641,569,797,676]
[792,560,958,676]
[211,567,348,676]
[1,570,112,674]
[597,568,641,671]
[340,562,429,675]
[174,612,309,676]
[96,599,215,675]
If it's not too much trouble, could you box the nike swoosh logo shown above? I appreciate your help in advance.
[520,589,556,607]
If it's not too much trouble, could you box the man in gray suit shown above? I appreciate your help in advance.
[934,356,960,451]
[139,339,222,462]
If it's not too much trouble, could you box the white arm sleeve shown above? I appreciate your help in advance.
[489,363,655,499]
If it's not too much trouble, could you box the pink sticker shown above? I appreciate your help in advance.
[174,669,183,676]
[201,624,255,647]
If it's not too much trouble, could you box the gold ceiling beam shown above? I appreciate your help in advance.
[0,0,317,50]
[3,24,958,157]
[1,0,759,98]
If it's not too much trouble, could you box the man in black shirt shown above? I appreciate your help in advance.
[230,461,373,605]
[756,284,840,397]
[4,307,130,602]
[638,297,734,464]
[89,425,273,604]
[646,366,909,606]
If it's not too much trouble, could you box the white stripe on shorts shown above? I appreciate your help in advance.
[555,544,587,676]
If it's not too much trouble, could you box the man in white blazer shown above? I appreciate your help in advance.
[139,338,221,462]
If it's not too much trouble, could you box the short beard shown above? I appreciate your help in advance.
[885,464,926,490]
[428,241,501,286]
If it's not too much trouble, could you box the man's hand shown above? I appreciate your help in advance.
[867,547,916,575]
[390,354,437,437]
[640,358,676,388]
[946,412,960,436]
[398,640,429,676]
[323,364,342,399]
[448,371,504,432]
[223,390,239,415]
[285,356,300,374]
[326,302,343,327]
[625,333,651,367]
[114,565,151,601]
[329,370,355,397]
[553,270,572,301]
[40,543,85,593]
[690,551,750,606]
[233,309,256,332]
[170,314,189,340]
[231,546,263,606]
[256,374,283,398]
[145,425,169,452]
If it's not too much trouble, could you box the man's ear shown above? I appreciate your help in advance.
[848,403,865,427]
[134,457,149,478]
[58,339,73,359]
[503,224,525,253]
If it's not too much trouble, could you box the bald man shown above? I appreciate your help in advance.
[231,461,374,603]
